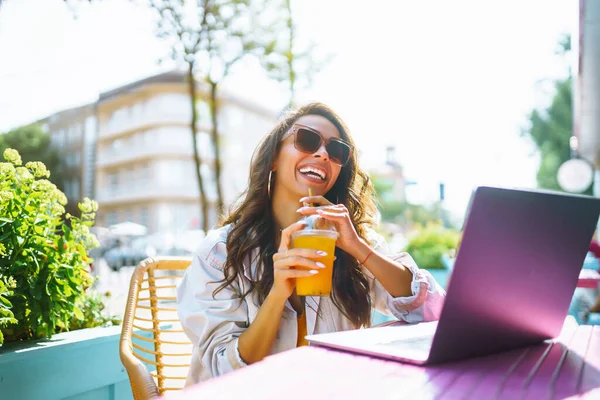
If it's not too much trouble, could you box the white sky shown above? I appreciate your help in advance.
[0,0,578,218]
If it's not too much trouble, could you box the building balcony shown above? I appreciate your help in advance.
[98,113,193,140]
[96,142,215,168]
[95,185,209,205]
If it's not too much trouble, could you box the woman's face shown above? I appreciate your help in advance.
[273,115,343,199]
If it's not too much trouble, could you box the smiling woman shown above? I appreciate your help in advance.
[176,102,446,385]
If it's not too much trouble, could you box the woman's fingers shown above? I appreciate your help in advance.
[274,256,326,270]
[276,269,319,279]
[272,248,327,262]
[298,195,333,206]
[316,209,348,219]
[278,220,307,252]
[297,204,346,215]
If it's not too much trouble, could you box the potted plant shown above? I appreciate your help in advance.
[0,149,148,399]
[404,222,461,288]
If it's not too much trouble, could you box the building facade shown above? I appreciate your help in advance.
[93,71,276,233]
[575,0,600,199]
[39,103,97,213]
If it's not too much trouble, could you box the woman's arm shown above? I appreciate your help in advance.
[297,198,445,323]
[349,238,413,298]
[237,292,286,364]
[238,220,324,364]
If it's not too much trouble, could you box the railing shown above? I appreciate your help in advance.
[96,142,203,168]
[95,185,205,204]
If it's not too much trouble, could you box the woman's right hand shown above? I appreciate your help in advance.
[269,221,327,302]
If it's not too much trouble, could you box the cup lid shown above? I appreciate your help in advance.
[299,214,337,232]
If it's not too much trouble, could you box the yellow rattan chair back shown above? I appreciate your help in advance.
[120,257,193,400]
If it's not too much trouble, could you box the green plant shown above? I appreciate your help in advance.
[404,222,460,270]
[0,148,101,344]
[65,291,121,331]
[0,277,17,344]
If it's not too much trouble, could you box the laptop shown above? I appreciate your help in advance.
[306,186,600,365]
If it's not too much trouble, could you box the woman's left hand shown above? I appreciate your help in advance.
[297,196,362,255]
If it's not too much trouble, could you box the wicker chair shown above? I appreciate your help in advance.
[120,257,193,400]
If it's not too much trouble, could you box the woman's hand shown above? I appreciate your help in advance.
[269,221,327,303]
[297,195,362,255]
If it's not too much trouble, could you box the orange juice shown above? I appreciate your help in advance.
[292,230,338,296]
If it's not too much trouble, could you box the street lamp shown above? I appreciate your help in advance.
[557,135,594,194]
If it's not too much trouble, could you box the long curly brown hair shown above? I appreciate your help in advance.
[215,102,379,327]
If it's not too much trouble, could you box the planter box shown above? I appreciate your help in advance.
[0,326,155,400]
[427,268,451,289]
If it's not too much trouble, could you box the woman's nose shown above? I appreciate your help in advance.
[313,144,329,161]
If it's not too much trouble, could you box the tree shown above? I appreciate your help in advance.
[371,173,446,228]
[521,34,588,193]
[261,0,329,107]
[144,0,210,232]
[199,0,276,218]
[524,77,573,191]
[145,0,278,226]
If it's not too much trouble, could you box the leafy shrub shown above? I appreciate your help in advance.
[0,148,112,344]
[404,222,460,269]
[65,291,121,331]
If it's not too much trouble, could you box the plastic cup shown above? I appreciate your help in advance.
[292,229,338,296]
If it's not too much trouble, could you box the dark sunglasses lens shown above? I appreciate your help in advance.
[295,128,321,153]
[327,141,351,165]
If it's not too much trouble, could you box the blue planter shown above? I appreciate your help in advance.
[0,326,154,400]
[427,268,451,289]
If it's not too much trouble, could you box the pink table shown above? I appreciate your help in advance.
[578,269,600,289]
[162,319,600,400]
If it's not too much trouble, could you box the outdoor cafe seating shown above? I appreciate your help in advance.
[119,257,600,400]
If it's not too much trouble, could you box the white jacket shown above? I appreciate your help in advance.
[177,225,446,384]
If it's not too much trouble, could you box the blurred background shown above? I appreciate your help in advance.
[1,0,598,316]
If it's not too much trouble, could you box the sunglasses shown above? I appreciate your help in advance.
[282,124,353,166]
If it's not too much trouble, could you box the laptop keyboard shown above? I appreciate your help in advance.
[376,335,435,352]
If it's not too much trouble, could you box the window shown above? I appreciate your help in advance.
[122,168,134,186]
[139,164,150,185]
[107,211,118,226]
[109,173,119,192]
[140,206,149,228]
[196,101,212,124]
[196,131,215,160]
[53,129,65,147]
[124,207,135,223]
[111,139,123,153]
[72,179,80,200]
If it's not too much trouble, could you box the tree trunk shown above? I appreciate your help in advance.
[286,0,295,107]
[209,81,225,219]
[187,63,209,233]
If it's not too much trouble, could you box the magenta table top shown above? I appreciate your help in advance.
[162,319,600,400]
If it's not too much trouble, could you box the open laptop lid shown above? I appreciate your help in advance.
[426,186,600,363]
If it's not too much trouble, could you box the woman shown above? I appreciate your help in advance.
[177,102,446,384]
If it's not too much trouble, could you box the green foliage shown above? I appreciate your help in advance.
[524,77,575,192]
[371,173,452,228]
[65,291,121,331]
[0,124,78,215]
[260,0,330,106]
[0,149,101,344]
[522,34,591,194]
[0,277,18,344]
[404,223,460,270]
